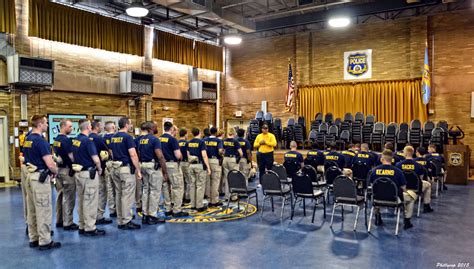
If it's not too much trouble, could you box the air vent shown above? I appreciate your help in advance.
[119,71,153,95]
[189,80,217,101]
[7,55,54,87]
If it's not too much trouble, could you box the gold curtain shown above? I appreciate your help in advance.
[152,30,223,72]
[28,0,144,56]
[0,0,16,34]
[298,78,427,130]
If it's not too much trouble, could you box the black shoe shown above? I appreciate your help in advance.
[55,222,63,228]
[25,226,28,236]
[209,202,223,207]
[51,230,54,236]
[38,241,61,251]
[109,212,117,218]
[404,218,414,230]
[374,213,383,226]
[63,223,79,231]
[173,211,189,217]
[84,229,106,236]
[78,229,85,235]
[164,211,173,216]
[196,206,208,212]
[443,185,448,191]
[183,199,191,204]
[118,221,141,230]
[204,195,209,199]
[29,241,39,248]
[423,204,434,213]
[146,216,166,225]
[142,216,148,224]
[96,218,113,225]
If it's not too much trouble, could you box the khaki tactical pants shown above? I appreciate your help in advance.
[76,171,99,232]
[105,162,116,215]
[239,158,250,180]
[57,167,76,226]
[20,164,28,224]
[97,172,109,220]
[141,164,164,216]
[422,180,432,204]
[180,161,191,201]
[222,157,239,200]
[111,166,137,225]
[136,176,143,210]
[26,172,52,246]
[208,159,222,204]
[163,162,184,213]
[403,191,417,219]
[189,163,207,209]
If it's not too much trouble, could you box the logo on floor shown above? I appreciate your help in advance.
[167,202,257,223]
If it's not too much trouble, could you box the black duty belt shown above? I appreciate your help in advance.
[225,155,236,158]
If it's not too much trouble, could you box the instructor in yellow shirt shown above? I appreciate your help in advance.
[253,124,277,179]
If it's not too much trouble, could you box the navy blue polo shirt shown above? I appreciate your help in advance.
[237,137,251,159]
[109,132,135,165]
[306,150,325,166]
[284,150,304,167]
[104,133,114,147]
[188,138,206,163]
[205,137,223,159]
[352,151,375,167]
[134,135,143,148]
[396,151,406,161]
[341,150,356,168]
[89,132,108,168]
[23,133,51,170]
[178,139,188,162]
[396,159,426,177]
[137,134,162,164]
[53,134,73,168]
[223,138,241,157]
[415,157,430,170]
[426,153,445,165]
[72,133,98,169]
[160,133,180,162]
[369,164,407,188]
[375,152,402,165]
[324,151,345,169]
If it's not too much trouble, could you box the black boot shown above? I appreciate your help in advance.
[38,241,61,251]
[404,218,413,230]
[423,204,434,213]
[374,213,383,226]
[147,216,166,225]
[118,221,141,230]
[142,215,149,224]
[84,229,106,236]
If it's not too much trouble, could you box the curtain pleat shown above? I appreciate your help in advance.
[298,79,427,132]
[0,0,16,34]
[28,0,144,56]
[152,30,223,72]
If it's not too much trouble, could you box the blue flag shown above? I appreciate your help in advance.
[421,44,431,105]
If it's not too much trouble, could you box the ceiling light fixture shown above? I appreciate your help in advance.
[328,17,350,28]
[126,2,149,18]
[224,34,242,45]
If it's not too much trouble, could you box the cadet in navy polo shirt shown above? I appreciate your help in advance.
[187,127,211,211]
[72,119,105,236]
[205,127,224,206]
[237,128,253,180]
[178,128,191,203]
[222,129,243,201]
[52,119,77,230]
[369,149,416,230]
[284,141,304,169]
[108,117,142,230]
[352,143,375,167]
[102,121,117,218]
[305,148,325,172]
[23,115,60,250]
[324,142,345,169]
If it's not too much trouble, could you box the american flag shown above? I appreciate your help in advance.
[285,61,295,112]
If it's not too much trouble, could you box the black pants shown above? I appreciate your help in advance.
[258,152,274,179]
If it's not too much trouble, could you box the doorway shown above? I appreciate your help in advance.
[0,116,10,182]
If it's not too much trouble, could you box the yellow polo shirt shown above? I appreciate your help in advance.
[253,133,277,153]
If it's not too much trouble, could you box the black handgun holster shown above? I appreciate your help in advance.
[154,162,160,171]
[39,170,50,183]
[68,167,75,177]
[89,167,97,180]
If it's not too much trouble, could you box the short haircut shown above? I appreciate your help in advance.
[203,128,210,137]
[179,128,187,137]
[354,143,361,148]
[403,145,414,157]
[140,121,154,132]
[91,119,101,130]
[384,142,395,151]
[164,121,173,132]
[210,127,218,135]
[118,117,130,129]
[217,129,225,137]
[290,141,297,148]
[381,149,393,163]
[327,142,337,150]
[105,121,115,131]
[191,127,200,137]
[237,129,245,138]
[227,128,236,136]
[417,146,426,156]
[31,115,46,128]
[59,119,71,128]
[140,122,148,131]
[78,119,91,131]
[361,143,369,151]
[428,144,437,151]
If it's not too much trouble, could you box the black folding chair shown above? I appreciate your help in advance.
[330,175,367,231]
[302,165,326,189]
[227,170,258,215]
[260,171,293,220]
[403,171,422,217]
[291,172,326,223]
[351,161,371,198]
[368,177,404,235]
[323,165,342,202]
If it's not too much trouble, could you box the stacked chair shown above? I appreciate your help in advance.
[397,123,409,150]
[371,122,385,151]
[422,121,435,147]
[385,122,398,145]
[352,112,364,143]
[409,119,422,147]
[273,118,283,147]
[362,115,375,144]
